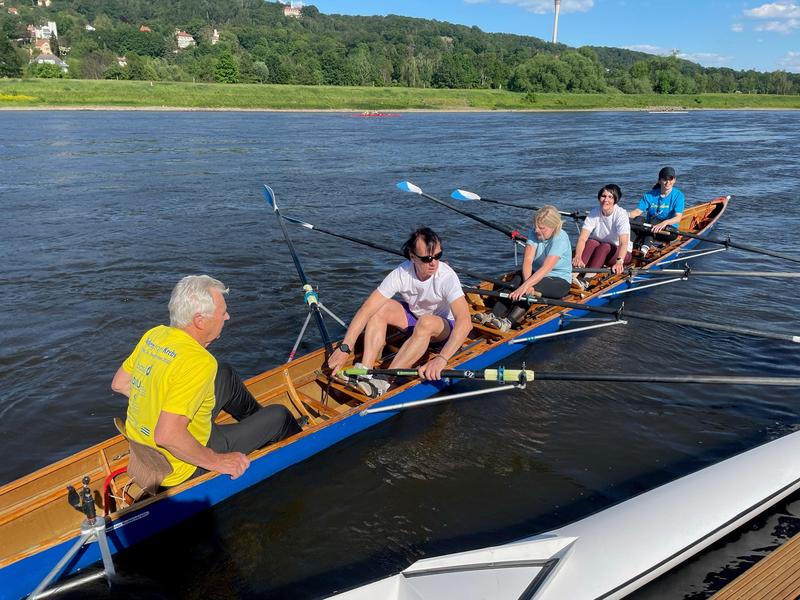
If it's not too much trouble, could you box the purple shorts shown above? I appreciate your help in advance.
[400,301,454,349]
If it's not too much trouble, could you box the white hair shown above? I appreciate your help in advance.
[169,275,229,328]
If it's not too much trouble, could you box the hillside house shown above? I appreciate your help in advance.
[36,0,51,6]
[33,53,68,72]
[34,38,51,54]
[175,31,195,49]
[211,28,219,45]
[33,21,58,40]
[283,3,301,18]
[139,25,151,33]
[8,7,18,15]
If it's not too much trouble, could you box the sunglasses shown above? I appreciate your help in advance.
[413,250,443,263]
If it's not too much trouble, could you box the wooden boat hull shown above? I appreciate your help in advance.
[0,197,728,600]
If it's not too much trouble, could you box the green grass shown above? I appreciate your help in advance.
[1,79,799,110]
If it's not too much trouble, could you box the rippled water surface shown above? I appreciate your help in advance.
[1,109,799,599]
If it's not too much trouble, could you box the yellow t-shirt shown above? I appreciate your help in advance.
[123,325,217,487]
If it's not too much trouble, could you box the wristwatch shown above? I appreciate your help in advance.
[338,343,351,354]
[615,257,624,262]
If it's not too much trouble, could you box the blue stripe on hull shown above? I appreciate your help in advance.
[1,236,708,600]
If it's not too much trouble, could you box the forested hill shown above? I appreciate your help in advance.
[1,0,798,95]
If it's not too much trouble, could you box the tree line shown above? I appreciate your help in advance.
[1,0,798,95]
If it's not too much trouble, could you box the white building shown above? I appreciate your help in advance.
[34,21,58,40]
[33,53,68,72]
[283,2,301,17]
[175,30,195,49]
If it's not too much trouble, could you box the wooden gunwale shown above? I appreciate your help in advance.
[0,197,728,581]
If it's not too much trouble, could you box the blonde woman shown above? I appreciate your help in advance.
[487,205,573,331]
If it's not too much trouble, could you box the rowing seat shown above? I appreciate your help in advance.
[113,417,173,496]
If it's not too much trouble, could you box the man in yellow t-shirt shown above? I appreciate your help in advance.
[111,275,300,487]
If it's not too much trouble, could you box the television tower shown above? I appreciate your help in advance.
[552,0,561,43]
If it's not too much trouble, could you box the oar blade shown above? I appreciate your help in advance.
[397,180,423,195]
[262,184,278,212]
[451,189,481,201]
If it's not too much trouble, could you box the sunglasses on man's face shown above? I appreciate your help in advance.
[413,250,443,263]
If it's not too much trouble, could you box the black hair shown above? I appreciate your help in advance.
[597,184,622,204]
[402,227,442,259]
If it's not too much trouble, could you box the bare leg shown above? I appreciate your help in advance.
[389,314,449,369]
[361,299,408,367]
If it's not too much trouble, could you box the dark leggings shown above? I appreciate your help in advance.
[193,363,300,476]
[631,216,678,248]
[491,272,571,325]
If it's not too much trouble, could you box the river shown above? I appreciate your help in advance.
[1,109,799,599]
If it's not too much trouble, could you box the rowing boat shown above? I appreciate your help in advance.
[328,426,800,600]
[0,196,727,599]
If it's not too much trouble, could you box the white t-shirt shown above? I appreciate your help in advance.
[582,204,633,251]
[377,260,464,320]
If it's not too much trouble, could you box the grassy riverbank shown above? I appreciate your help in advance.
[2,79,800,110]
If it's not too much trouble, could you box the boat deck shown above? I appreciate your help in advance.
[711,532,800,599]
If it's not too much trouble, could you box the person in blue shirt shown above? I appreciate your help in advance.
[629,166,685,255]
[482,205,572,332]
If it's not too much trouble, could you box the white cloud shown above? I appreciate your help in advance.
[754,18,800,31]
[494,0,594,15]
[778,50,800,71]
[744,2,800,18]
[743,2,800,32]
[731,23,744,32]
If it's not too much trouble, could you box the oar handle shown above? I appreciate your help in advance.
[343,366,534,383]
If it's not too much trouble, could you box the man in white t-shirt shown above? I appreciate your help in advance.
[327,228,471,397]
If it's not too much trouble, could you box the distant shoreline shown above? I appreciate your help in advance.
[1,105,798,112]
[2,79,800,111]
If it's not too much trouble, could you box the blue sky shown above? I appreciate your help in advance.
[307,1,800,73]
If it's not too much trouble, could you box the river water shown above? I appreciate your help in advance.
[1,109,799,599]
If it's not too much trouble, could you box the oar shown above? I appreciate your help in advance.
[352,366,800,415]
[397,181,528,244]
[263,185,334,356]
[451,188,586,220]
[631,222,800,265]
[345,366,800,387]
[573,266,800,278]
[463,286,800,345]
[277,212,513,289]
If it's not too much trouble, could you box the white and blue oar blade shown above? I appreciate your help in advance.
[397,180,422,195]
[262,184,279,212]
[451,188,481,201]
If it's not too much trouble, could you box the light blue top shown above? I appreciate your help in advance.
[526,228,573,284]
[637,187,685,221]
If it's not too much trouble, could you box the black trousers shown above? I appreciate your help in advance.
[491,272,571,324]
[631,216,678,248]
[206,362,300,455]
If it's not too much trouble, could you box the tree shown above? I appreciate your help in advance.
[0,35,23,77]
[34,62,64,78]
[432,51,479,88]
[250,60,269,83]
[127,54,157,80]
[77,51,115,79]
[214,51,239,83]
